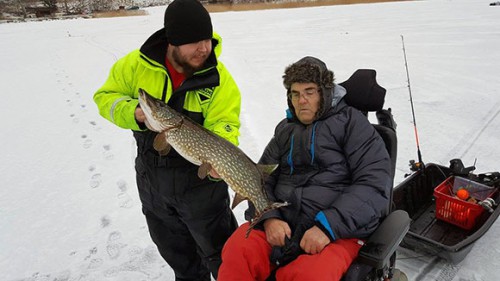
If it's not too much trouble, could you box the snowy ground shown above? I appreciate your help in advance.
[1,0,499,280]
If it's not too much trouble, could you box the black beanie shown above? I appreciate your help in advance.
[164,0,213,46]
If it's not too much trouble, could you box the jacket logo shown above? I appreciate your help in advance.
[224,124,232,132]
[198,88,214,101]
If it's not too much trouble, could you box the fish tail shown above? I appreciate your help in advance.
[245,201,290,238]
[245,217,261,238]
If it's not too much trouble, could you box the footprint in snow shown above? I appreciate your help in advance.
[83,246,97,261]
[106,243,126,260]
[118,192,134,209]
[24,272,50,281]
[89,246,98,255]
[87,257,103,270]
[24,270,71,281]
[70,113,79,124]
[117,179,127,192]
[89,173,102,188]
[103,245,164,279]
[103,144,114,160]
[52,270,71,281]
[83,138,93,149]
[101,215,111,228]
[106,231,125,260]
[117,180,133,208]
[128,245,143,256]
[89,120,101,131]
[108,231,121,242]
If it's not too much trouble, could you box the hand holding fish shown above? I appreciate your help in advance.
[135,106,146,123]
[209,169,221,179]
[135,106,157,132]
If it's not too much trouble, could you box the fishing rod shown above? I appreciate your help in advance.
[401,35,424,171]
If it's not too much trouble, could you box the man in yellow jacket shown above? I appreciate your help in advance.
[94,0,241,279]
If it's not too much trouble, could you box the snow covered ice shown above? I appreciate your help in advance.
[1,0,499,280]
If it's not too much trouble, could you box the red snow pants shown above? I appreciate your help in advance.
[218,222,363,281]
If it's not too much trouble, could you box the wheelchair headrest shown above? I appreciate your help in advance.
[339,69,386,112]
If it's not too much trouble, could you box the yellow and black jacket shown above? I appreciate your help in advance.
[95,28,241,269]
[94,28,241,145]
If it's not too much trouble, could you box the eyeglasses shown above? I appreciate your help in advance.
[288,88,320,102]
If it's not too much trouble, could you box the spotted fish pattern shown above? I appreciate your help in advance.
[138,89,289,235]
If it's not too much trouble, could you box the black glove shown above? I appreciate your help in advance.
[269,219,314,267]
[270,235,303,267]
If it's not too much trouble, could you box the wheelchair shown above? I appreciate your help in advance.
[341,69,410,281]
[266,69,410,281]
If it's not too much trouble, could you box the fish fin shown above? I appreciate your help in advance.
[257,164,279,181]
[198,162,212,179]
[153,134,171,156]
[231,193,247,209]
[158,148,171,156]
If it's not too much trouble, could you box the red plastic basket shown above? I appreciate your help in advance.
[434,176,496,230]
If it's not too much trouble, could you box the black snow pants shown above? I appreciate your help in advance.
[133,131,238,281]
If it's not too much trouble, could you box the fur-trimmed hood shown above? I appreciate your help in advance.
[283,56,346,122]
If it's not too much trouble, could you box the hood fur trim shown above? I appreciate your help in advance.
[283,56,335,122]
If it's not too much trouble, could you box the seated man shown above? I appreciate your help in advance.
[218,56,392,281]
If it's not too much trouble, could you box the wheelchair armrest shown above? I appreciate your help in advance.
[356,210,411,268]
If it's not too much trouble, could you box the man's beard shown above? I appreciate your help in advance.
[171,47,201,77]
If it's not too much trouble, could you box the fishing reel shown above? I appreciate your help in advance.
[478,198,497,213]
[477,172,500,213]
[404,159,424,177]
[408,159,424,173]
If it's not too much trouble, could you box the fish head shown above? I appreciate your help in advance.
[138,88,182,131]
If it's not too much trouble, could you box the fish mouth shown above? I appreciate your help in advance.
[138,88,162,129]
[138,88,153,107]
[139,88,161,114]
[138,89,147,107]
[138,88,182,132]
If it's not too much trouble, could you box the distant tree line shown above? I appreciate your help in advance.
[0,0,276,19]
[0,0,170,17]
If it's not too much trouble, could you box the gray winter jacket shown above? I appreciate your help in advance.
[250,83,392,241]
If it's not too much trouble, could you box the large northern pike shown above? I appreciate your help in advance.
[138,88,289,235]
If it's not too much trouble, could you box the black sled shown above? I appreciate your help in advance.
[393,159,500,264]
[340,69,499,280]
